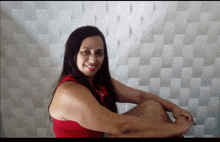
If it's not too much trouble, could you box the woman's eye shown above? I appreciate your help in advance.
[82,50,90,55]
[97,52,103,56]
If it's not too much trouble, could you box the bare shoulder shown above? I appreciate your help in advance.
[56,81,91,96]
[49,81,90,120]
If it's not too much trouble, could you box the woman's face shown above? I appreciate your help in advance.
[76,35,105,78]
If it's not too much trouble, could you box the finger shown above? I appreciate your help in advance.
[187,115,192,121]
[181,114,195,125]
[182,112,193,121]
[192,121,196,126]
[187,117,196,126]
[180,114,191,121]
[185,115,195,123]
[188,114,195,122]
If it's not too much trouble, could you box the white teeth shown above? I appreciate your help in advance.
[85,65,95,69]
[86,65,95,67]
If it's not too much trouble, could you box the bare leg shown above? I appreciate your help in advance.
[106,100,183,138]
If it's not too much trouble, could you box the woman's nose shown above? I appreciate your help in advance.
[89,54,97,63]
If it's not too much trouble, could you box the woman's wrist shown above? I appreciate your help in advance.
[160,122,181,137]
[170,104,178,112]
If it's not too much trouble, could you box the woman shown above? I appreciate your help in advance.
[48,25,196,138]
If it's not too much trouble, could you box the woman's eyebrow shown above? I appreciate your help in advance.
[83,47,91,49]
[83,47,104,51]
[96,49,104,51]
[83,46,104,51]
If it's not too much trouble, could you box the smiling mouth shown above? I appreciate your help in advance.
[85,65,96,71]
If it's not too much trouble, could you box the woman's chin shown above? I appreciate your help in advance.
[83,72,96,78]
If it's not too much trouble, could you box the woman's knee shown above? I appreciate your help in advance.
[140,100,164,113]
[140,100,173,123]
[123,100,159,117]
[140,100,170,120]
[123,100,166,118]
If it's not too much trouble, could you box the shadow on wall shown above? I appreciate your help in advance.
[211,113,220,137]
[1,113,7,137]
[1,3,51,137]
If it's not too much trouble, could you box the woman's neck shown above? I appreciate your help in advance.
[87,76,95,87]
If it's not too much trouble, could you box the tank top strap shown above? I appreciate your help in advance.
[57,74,81,88]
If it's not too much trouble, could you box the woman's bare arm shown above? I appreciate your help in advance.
[54,81,192,137]
[106,115,194,138]
[111,78,195,123]
[111,78,176,110]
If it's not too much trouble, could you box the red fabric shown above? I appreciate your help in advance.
[52,74,108,138]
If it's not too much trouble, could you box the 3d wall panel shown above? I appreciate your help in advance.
[1,1,220,137]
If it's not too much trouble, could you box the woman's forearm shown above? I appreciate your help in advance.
[108,118,180,138]
[139,90,178,111]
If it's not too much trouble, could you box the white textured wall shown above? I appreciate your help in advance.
[1,1,220,137]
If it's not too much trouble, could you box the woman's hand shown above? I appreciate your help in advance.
[172,106,196,125]
[175,116,195,135]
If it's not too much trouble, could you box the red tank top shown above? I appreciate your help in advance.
[52,74,108,138]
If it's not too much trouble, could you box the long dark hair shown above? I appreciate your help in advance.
[48,25,118,121]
